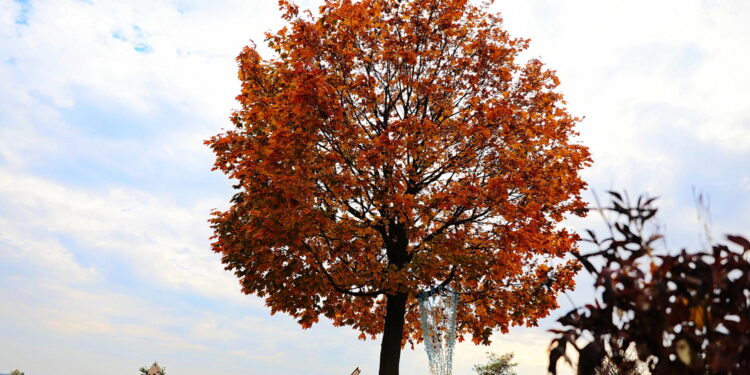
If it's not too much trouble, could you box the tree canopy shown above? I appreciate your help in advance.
[207,0,590,373]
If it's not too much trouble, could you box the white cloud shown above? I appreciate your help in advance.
[742,177,750,192]
[496,0,750,183]
[1,0,284,117]
[0,0,287,182]
[0,275,329,374]
[0,230,100,284]
[0,0,278,302]
[0,167,245,302]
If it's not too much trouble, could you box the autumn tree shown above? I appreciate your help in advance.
[207,0,590,374]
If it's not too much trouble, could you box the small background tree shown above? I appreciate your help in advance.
[548,192,750,375]
[10,370,24,375]
[473,352,518,375]
[138,361,165,375]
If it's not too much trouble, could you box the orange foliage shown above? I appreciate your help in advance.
[207,0,591,346]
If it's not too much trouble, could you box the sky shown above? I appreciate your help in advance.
[0,0,749,374]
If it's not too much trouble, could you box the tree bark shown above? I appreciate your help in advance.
[378,292,407,375]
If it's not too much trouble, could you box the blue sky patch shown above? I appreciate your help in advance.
[112,25,153,54]
[13,0,31,25]
[677,44,704,71]
[111,31,126,42]
[59,99,153,139]
[134,43,153,53]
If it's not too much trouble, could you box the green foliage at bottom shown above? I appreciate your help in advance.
[473,352,518,375]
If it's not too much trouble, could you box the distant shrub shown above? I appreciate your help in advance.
[138,361,166,375]
[473,352,518,375]
[549,192,750,375]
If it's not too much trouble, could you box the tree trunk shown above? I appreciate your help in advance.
[378,292,407,375]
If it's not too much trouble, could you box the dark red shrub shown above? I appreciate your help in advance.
[549,192,750,375]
